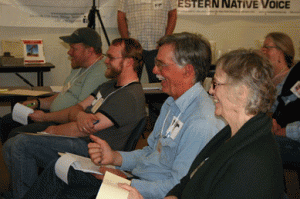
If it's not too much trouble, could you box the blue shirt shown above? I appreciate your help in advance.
[119,83,226,198]
[272,74,300,142]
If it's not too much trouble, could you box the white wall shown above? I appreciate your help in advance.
[0,15,300,116]
[176,15,300,62]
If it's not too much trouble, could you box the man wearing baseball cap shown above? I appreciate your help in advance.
[0,27,107,143]
[60,27,102,50]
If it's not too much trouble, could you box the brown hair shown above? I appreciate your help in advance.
[111,38,143,71]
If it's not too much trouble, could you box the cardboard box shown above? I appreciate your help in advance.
[0,56,24,66]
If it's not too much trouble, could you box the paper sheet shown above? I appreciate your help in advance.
[55,152,103,184]
[26,131,77,138]
[55,153,77,184]
[54,153,132,186]
[50,86,63,93]
[96,171,131,199]
[12,103,34,125]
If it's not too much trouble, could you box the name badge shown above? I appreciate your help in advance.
[91,98,104,113]
[153,0,163,9]
[165,116,183,140]
[291,81,300,98]
[92,91,102,106]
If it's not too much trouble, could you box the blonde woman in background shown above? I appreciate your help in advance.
[260,32,295,86]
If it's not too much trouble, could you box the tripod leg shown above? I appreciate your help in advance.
[96,10,110,46]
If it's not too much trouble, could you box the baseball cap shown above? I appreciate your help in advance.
[59,27,102,49]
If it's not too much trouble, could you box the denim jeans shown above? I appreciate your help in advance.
[2,133,89,199]
[22,160,102,199]
[0,112,57,143]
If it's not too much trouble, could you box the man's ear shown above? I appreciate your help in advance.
[184,64,195,78]
[87,47,95,55]
[124,57,134,68]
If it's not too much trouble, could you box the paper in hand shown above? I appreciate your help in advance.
[12,103,34,125]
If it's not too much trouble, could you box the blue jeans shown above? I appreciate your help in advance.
[0,112,57,143]
[2,133,89,199]
[23,160,102,199]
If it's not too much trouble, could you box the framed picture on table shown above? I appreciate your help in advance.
[22,39,45,64]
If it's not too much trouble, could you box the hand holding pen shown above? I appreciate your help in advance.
[23,99,38,109]
[76,111,100,135]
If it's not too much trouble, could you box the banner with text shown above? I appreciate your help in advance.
[178,0,300,16]
[0,0,117,28]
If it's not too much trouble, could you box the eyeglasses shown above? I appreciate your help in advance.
[211,79,227,90]
[154,59,169,71]
[261,45,278,50]
[103,54,123,61]
[154,57,177,71]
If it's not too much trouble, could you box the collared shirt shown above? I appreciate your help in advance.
[118,0,177,50]
[119,83,225,198]
[272,75,300,142]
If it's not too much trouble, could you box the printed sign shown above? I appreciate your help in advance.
[178,0,300,16]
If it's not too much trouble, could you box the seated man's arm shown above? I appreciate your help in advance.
[39,94,59,110]
[273,119,300,143]
[23,94,59,110]
[29,95,94,124]
[286,121,300,142]
[44,112,114,137]
[68,95,95,122]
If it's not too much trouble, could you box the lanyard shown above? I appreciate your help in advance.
[91,80,138,113]
[64,58,101,91]
[102,80,138,104]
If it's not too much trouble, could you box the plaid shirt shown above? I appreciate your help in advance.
[118,0,177,50]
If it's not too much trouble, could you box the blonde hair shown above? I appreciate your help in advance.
[266,32,295,68]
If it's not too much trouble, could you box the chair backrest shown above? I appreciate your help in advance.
[123,117,147,151]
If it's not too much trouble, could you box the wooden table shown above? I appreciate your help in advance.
[0,63,55,86]
[0,86,54,111]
